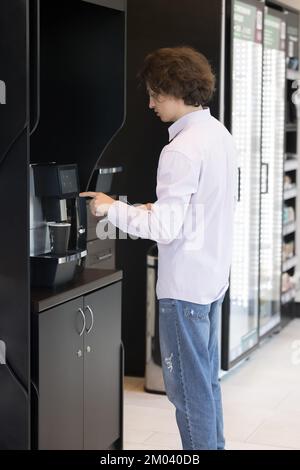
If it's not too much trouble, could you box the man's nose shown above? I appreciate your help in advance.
[149,97,155,109]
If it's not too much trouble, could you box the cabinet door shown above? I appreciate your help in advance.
[38,297,84,449]
[259,9,285,337]
[222,0,263,369]
[83,282,122,449]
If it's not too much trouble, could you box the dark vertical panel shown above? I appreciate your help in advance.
[0,366,29,449]
[0,131,30,448]
[0,131,30,386]
[0,0,28,157]
[30,0,126,191]
[0,0,30,449]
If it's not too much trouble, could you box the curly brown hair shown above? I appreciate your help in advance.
[138,46,216,107]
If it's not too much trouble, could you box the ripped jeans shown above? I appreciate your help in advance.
[159,296,225,450]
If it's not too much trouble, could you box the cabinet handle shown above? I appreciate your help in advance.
[78,308,86,336]
[85,305,94,334]
[97,252,112,262]
[261,162,269,194]
[237,167,241,202]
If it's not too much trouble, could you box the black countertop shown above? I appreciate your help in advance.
[31,268,123,313]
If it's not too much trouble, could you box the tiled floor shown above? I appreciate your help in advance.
[124,318,300,450]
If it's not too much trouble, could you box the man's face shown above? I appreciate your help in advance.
[147,88,180,123]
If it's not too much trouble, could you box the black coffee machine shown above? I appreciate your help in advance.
[30,163,87,287]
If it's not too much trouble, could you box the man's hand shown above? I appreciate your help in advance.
[79,192,115,217]
[139,203,152,211]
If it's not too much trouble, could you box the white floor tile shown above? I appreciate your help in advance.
[221,383,291,410]
[124,428,155,445]
[223,405,275,441]
[124,319,300,450]
[276,389,300,413]
[246,410,300,449]
[143,431,182,449]
[124,390,172,410]
[226,440,294,450]
[124,405,177,434]
[124,443,175,450]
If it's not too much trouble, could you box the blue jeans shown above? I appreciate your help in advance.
[159,296,225,450]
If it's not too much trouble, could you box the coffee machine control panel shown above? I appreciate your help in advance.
[33,163,80,199]
[60,168,79,195]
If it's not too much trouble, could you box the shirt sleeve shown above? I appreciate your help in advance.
[107,150,200,244]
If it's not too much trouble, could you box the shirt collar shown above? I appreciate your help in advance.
[168,107,211,142]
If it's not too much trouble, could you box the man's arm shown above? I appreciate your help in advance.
[87,151,200,244]
[79,192,153,216]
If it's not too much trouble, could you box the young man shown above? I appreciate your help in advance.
[80,46,237,450]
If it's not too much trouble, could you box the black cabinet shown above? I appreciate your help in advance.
[36,281,122,450]
[38,297,84,449]
[83,285,122,449]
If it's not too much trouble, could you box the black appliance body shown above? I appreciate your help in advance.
[85,166,123,272]
[30,163,87,288]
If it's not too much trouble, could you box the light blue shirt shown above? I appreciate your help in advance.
[107,108,237,304]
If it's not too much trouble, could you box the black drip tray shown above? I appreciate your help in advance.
[30,250,87,288]
[32,249,87,264]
